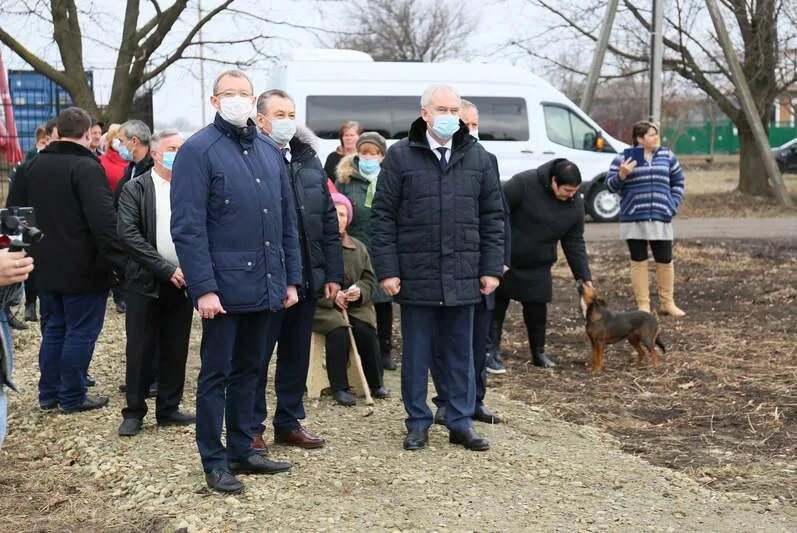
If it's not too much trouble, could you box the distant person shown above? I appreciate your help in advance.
[89,120,103,156]
[312,193,388,406]
[323,120,362,181]
[492,159,593,369]
[171,69,301,494]
[116,129,195,437]
[22,126,48,162]
[99,124,127,192]
[251,88,343,451]
[6,106,125,414]
[335,131,396,371]
[606,120,686,317]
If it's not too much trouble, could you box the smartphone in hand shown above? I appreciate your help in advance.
[622,146,645,166]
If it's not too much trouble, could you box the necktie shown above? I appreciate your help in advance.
[437,147,448,172]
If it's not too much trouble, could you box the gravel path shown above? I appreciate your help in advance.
[585,217,797,241]
[3,308,796,532]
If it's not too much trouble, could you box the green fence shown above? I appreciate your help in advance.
[662,122,797,154]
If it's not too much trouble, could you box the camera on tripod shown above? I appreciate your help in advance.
[0,207,44,251]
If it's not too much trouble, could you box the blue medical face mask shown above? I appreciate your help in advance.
[431,114,460,140]
[162,151,177,171]
[114,138,133,161]
[358,157,380,177]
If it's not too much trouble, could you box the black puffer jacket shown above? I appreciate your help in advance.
[499,158,591,303]
[117,171,177,298]
[285,134,344,299]
[370,117,504,306]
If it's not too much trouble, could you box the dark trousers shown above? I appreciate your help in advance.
[494,294,548,355]
[325,317,383,393]
[38,290,108,410]
[253,297,316,435]
[401,304,475,431]
[431,298,491,408]
[24,272,37,307]
[627,239,673,263]
[122,283,193,421]
[374,302,393,357]
[196,311,274,473]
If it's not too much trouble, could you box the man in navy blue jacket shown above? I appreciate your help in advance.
[170,70,302,494]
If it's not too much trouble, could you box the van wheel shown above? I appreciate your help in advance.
[586,181,620,222]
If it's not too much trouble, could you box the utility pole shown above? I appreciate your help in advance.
[581,0,620,113]
[704,0,793,207]
[198,0,207,125]
[648,0,664,123]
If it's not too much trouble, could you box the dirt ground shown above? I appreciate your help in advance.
[497,239,797,504]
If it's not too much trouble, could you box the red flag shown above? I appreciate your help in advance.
[0,49,24,165]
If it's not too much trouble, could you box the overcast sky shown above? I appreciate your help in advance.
[1,0,547,130]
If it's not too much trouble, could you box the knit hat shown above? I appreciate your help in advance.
[331,192,353,226]
[356,131,387,155]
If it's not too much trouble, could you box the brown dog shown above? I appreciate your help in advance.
[577,281,666,373]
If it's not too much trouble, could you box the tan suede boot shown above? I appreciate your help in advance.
[656,262,686,317]
[629,260,651,313]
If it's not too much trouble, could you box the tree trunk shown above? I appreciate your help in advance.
[736,119,774,197]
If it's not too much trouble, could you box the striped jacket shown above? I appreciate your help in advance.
[606,147,685,223]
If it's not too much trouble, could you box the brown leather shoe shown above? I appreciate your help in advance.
[252,433,269,455]
[274,426,325,449]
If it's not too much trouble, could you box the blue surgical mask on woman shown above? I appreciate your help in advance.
[162,151,177,171]
[432,114,460,140]
[358,157,380,177]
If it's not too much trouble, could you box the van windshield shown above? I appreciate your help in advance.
[306,96,529,141]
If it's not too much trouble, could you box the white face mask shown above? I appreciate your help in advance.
[269,118,297,146]
[218,96,254,127]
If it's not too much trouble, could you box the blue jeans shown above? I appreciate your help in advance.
[38,290,108,410]
[400,304,475,431]
[0,387,6,449]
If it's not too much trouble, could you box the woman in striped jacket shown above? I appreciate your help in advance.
[606,120,686,317]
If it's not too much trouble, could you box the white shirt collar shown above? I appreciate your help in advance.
[425,130,453,154]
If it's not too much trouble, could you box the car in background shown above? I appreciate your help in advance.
[773,138,797,173]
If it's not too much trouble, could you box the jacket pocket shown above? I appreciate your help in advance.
[212,251,261,307]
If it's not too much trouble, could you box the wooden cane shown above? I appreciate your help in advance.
[341,308,374,406]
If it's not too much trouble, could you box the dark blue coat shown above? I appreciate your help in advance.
[170,114,302,313]
[284,135,344,299]
[370,117,505,306]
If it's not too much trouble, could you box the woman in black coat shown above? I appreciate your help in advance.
[493,159,593,368]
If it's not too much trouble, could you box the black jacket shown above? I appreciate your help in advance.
[114,153,154,207]
[499,159,591,303]
[117,170,178,298]
[6,141,126,293]
[285,135,344,298]
[371,117,504,306]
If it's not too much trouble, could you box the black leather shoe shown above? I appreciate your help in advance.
[7,314,27,330]
[473,404,502,424]
[86,374,96,387]
[532,352,557,368]
[449,427,490,451]
[228,454,292,475]
[205,469,244,494]
[332,390,356,406]
[433,405,447,426]
[372,386,390,399]
[118,418,143,436]
[147,383,157,398]
[157,411,196,426]
[381,354,397,371]
[59,395,109,414]
[403,428,428,450]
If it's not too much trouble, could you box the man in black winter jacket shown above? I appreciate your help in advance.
[252,89,344,450]
[116,129,196,437]
[371,84,505,452]
[7,107,126,414]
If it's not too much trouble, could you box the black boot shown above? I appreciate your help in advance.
[24,302,38,322]
[532,348,556,368]
[381,352,397,371]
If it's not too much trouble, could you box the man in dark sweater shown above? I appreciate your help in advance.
[7,107,125,413]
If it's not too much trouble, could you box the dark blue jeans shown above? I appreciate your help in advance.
[38,290,108,410]
[196,311,274,473]
[432,297,491,408]
[400,304,475,432]
[253,297,316,435]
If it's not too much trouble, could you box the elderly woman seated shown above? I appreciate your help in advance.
[312,193,389,406]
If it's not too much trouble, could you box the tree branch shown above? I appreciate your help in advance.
[0,26,71,87]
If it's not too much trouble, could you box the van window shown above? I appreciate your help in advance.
[306,96,529,141]
[543,104,605,151]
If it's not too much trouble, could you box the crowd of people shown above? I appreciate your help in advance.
[0,69,687,494]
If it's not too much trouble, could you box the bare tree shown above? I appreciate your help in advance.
[515,0,797,198]
[0,1,328,123]
[333,0,475,62]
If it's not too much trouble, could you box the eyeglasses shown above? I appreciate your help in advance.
[214,91,253,99]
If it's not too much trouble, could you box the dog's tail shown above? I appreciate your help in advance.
[655,334,667,354]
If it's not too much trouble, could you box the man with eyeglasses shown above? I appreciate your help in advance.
[170,70,302,494]
[371,84,505,452]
